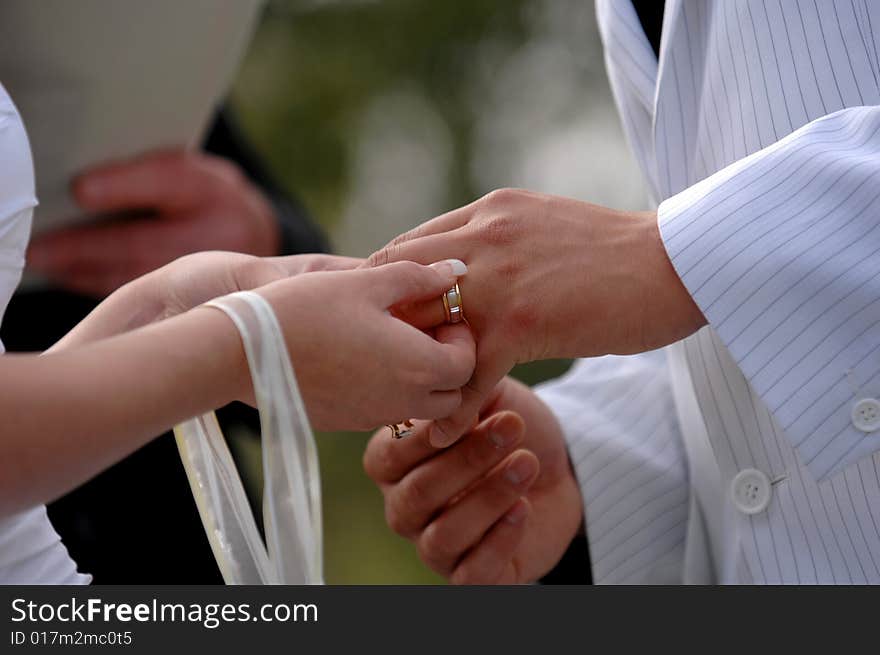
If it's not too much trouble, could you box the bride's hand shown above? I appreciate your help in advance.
[52,251,361,350]
[154,251,362,319]
[255,260,476,431]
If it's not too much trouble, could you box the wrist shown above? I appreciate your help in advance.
[628,210,706,351]
[188,305,251,406]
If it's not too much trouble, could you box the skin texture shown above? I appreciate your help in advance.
[52,252,363,350]
[27,149,282,297]
[364,376,582,584]
[368,188,706,447]
[0,254,474,518]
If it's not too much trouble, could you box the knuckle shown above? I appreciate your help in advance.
[236,257,281,289]
[367,245,395,268]
[480,187,521,208]
[458,435,493,475]
[365,441,399,483]
[392,260,424,279]
[392,474,432,527]
[388,225,422,247]
[384,502,413,538]
[418,522,459,568]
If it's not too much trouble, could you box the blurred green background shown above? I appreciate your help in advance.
[227,0,643,583]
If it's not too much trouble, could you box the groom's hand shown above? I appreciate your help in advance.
[368,188,705,447]
[364,376,583,584]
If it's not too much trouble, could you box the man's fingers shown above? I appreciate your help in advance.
[416,449,539,575]
[364,420,438,484]
[73,150,235,213]
[367,231,470,270]
[382,412,525,537]
[384,201,477,248]
[450,498,531,585]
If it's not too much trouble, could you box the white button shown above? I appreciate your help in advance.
[730,468,772,515]
[851,398,880,432]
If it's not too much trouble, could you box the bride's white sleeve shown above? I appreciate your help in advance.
[0,508,90,584]
[0,83,89,585]
[535,349,690,584]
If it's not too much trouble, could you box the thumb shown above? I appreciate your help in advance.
[371,259,467,307]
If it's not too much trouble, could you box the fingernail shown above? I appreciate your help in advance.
[504,500,529,525]
[489,418,519,449]
[505,455,537,486]
[430,259,468,276]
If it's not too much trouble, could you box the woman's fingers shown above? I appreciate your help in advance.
[416,449,539,576]
[390,296,448,330]
[369,259,467,308]
[429,352,511,448]
[381,412,526,537]
[389,321,475,406]
[266,254,363,276]
[428,323,478,389]
[450,498,531,585]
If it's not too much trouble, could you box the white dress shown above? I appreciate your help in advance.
[0,82,89,584]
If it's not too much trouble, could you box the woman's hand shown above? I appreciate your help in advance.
[256,260,476,431]
[368,188,706,445]
[363,376,583,584]
[51,251,361,351]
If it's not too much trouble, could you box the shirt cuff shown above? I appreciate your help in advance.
[657,106,880,481]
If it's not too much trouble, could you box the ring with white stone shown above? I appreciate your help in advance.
[441,283,464,324]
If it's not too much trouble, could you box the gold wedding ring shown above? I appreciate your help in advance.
[387,420,415,439]
[441,283,464,324]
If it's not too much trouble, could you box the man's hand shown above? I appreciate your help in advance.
[28,149,284,297]
[368,188,706,446]
[364,376,583,584]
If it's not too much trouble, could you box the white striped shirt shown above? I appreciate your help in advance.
[538,0,880,583]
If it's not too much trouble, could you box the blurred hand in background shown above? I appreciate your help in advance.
[27,149,283,297]
[364,376,582,584]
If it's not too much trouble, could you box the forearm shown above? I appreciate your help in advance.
[0,306,244,516]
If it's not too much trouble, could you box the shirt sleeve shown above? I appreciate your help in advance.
[535,349,689,584]
[657,106,880,481]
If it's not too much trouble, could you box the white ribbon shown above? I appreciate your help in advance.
[173,291,323,585]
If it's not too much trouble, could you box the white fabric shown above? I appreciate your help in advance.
[175,291,323,585]
[0,82,89,585]
[538,0,880,583]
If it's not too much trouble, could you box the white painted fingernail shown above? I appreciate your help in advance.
[430,259,468,276]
